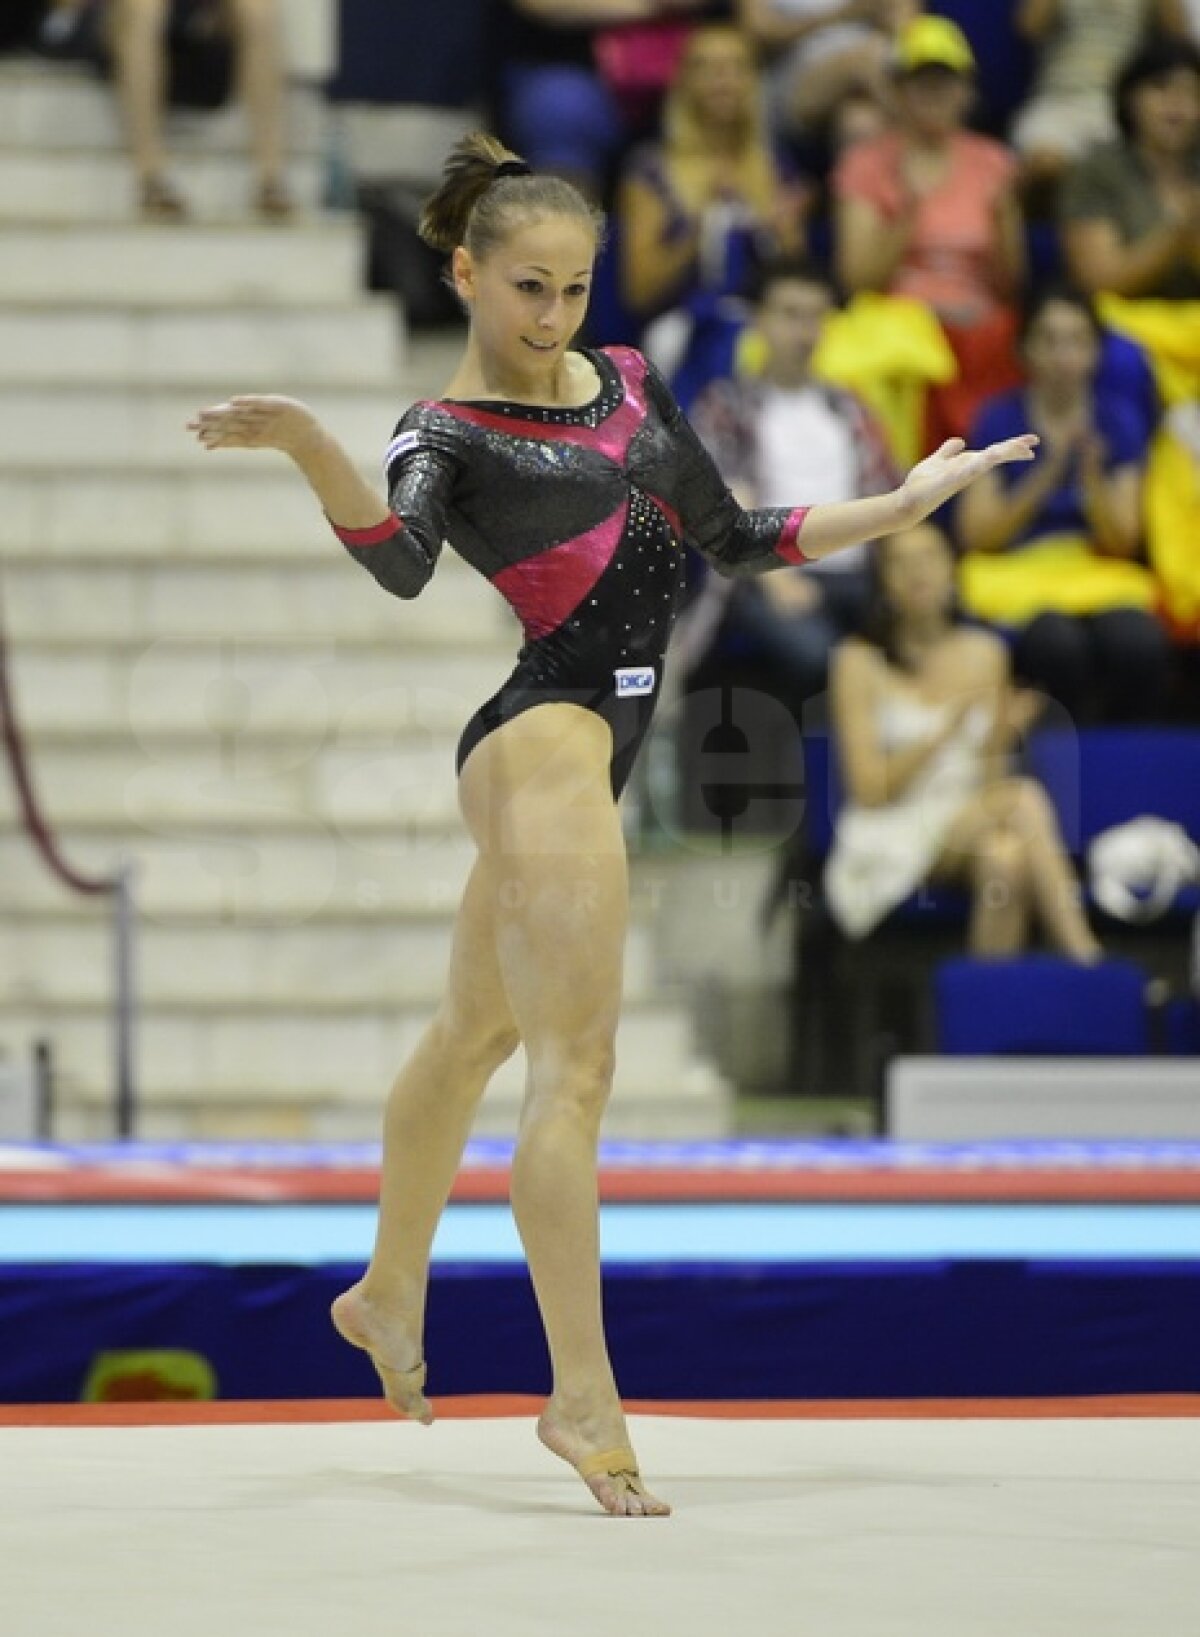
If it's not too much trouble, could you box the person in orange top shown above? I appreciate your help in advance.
[833,14,1026,446]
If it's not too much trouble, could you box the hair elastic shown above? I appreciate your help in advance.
[494,160,532,180]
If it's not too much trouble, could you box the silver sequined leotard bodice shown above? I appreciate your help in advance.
[337,346,811,796]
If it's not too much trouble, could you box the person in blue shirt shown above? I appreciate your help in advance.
[956,284,1170,723]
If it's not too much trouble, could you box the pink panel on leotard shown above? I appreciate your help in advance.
[425,347,649,466]
[493,500,628,640]
[775,506,811,565]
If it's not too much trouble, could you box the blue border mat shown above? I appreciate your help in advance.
[6,1202,1200,1264]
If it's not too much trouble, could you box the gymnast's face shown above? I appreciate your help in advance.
[454,215,596,376]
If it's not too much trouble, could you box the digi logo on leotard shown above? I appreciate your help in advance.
[614,667,656,697]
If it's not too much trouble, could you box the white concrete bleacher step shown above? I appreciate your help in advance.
[2,556,514,645]
[0,999,725,1138]
[0,908,659,1012]
[0,62,328,156]
[0,730,469,830]
[8,641,514,737]
[0,148,325,224]
[0,824,478,920]
[0,222,361,306]
[0,302,402,387]
[0,466,415,557]
[0,383,406,466]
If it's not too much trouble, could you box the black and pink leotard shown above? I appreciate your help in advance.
[334,346,809,798]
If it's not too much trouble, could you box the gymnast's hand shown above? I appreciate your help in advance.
[187,394,325,459]
[900,434,1040,525]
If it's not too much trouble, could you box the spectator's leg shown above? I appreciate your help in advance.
[966,829,1032,955]
[225,0,289,212]
[1013,612,1093,726]
[936,778,1101,961]
[107,0,178,213]
[1089,607,1172,724]
[988,778,1102,961]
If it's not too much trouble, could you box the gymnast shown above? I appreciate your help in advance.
[188,132,1037,1518]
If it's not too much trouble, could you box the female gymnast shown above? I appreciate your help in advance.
[188,132,1036,1519]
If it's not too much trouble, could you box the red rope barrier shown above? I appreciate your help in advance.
[0,588,116,897]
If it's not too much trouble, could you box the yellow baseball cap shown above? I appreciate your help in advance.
[893,15,976,75]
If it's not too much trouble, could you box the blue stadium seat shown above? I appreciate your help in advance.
[1026,729,1200,855]
[1164,996,1200,1055]
[935,955,1149,1055]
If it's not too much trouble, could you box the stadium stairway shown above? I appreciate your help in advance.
[0,58,732,1140]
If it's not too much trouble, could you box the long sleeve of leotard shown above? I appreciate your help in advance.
[644,360,810,577]
[333,413,455,600]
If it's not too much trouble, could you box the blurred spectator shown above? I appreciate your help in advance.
[616,23,811,384]
[734,0,919,142]
[682,253,897,706]
[825,522,1102,959]
[956,284,1170,724]
[1060,34,1200,297]
[833,14,1026,446]
[47,0,294,221]
[1011,0,1190,193]
[497,1,710,198]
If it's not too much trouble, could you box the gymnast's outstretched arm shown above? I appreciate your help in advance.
[187,393,449,599]
[647,361,1039,574]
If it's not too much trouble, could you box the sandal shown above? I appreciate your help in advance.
[254,179,295,222]
[139,176,189,223]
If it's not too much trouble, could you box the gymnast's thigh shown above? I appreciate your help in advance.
[455,701,628,1053]
[433,853,521,1064]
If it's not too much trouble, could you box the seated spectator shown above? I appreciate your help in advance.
[1060,34,1200,298]
[49,0,293,220]
[734,0,919,143]
[1011,0,1189,195]
[956,284,1171,724]
[497,0,711,199]
[616,23,811,385]
[683,253,897,707]
[825,522,1102,959]
[833,14,1026,446]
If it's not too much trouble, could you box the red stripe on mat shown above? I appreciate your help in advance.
[3,1395,1198,1427]
[5,1168,1200,1203]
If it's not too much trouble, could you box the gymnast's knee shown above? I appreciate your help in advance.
[426,1008,521,1078]
[520,1035,617,1128]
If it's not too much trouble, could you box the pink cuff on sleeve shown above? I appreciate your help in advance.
[330,513,403,547]
[774,507,811,565]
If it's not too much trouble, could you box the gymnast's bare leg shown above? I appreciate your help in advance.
[330,852,521,1426]
[335,701,670,1516]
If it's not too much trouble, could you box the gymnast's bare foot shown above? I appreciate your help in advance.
[537,1392,671,1518]
[330,1280,433,1425]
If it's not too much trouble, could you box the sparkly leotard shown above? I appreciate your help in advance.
[335,346,810,798]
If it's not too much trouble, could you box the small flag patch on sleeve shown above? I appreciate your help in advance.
[384,430,421,472]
